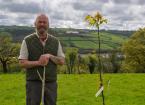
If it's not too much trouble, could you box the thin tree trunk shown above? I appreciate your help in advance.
[67,64,70,74]
[97,26,105,105]
[78,63,80,74]
[2,61,8,73]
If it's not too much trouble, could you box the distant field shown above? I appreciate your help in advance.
[0,26,131,50]
[0,73,145,105]
[58,31,128,49]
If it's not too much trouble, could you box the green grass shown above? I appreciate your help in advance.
[0,73,145,105]
[58,32,128,49]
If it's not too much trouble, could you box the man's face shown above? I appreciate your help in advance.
[35,15,49,35]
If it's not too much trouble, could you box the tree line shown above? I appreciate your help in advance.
[0,28,145,73]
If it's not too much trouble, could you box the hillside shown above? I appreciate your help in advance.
[0,26,134,51]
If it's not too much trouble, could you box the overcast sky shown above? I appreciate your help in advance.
[0,0,145,30]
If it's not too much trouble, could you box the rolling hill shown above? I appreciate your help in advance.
[0,26,134,52]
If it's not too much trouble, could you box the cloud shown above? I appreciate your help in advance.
[72,1,102,11]
[112,0,145,5]
[0,14,8,19]
[0,0,144,30]
[0,2,42,14]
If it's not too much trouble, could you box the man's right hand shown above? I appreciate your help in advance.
[19,55,50,69]
[38,55,49,66]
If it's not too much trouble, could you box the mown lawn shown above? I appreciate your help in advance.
[0,73,145,105]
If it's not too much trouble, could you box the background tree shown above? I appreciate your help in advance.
[88,54,97,74]
[77,55,89,74]
[65,47,78,74]
[85,12,107,105]
[122,28,145,73]
[0,32,20,73]
[109,50,121,73]
[77,54,81,74]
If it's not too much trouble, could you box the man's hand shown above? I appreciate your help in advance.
[50,55,65,65]
[38,54,51,66]
[39,54,65,65]
[19,54,64,69]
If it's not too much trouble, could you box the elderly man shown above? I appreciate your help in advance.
[19,14,65,105]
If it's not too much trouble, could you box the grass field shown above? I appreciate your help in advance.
[0,73,145,105]
[59,32,128,49]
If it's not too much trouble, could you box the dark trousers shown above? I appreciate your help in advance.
[26,81,57,105]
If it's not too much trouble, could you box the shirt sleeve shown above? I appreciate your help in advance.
[18,40,28,60]
[57,41,65,58]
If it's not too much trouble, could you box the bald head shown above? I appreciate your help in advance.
[35,14,49,37]
[35,14,49,24]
